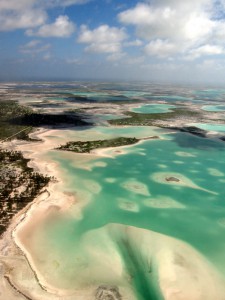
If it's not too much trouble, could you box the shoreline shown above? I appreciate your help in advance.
[0,125,131,298]
[1,125,225,299]
[0,127,82,298]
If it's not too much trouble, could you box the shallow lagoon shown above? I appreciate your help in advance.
[195,89,225,101]
[131,104,176,114]
[58,91,136,102]
[45,125,165,143]
[149,95,193,101]
[48,132,225,268]
[202,105,225,112]
[24,127,225,298]
[189,123,225,132]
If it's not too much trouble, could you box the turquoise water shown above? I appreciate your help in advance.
[83,114,128,126]
[15,83,225,298]
[57,91,135,102]
[195,89,225,101]
[131,104,175,114]
[60,125,164,141]
[119,91,148,98]
[95,125,164,137]
[142,95,207,104]
[146,95,194,102]
[50,134,225,258]
[45,132,225,276]
[153,95,192,101]
[202,105,225,112]
[62,90,147,98]
[189,123,225,132]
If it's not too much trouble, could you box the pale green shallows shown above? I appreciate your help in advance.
[46,131,225,277]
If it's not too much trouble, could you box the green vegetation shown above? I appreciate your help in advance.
[0,149,52,235]
[57,137,140,153]
[0,100,34,141]
[0,100,91,142]
[109,109,202,127]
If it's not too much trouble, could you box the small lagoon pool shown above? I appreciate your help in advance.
[202,105,225,112]
[189,123,225,133]
[131,104,176,114]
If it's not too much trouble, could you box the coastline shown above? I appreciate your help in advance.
[0,126,141,298]
[1,125,225,299]
[0,127,80,298]
[0,126,130,298]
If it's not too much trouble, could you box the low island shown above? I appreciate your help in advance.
[56,137,140,153]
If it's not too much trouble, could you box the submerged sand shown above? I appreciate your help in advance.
[1,127,225,299]
[6,218,225,300]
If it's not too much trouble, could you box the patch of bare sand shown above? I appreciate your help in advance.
[9,220,225,300]
[151,172,218,195]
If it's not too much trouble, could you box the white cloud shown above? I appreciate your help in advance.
[118,2,213,43]
[0,0,87,31]
[86,43,121,53]
[20,40,51,54]
[0,0,45,31]
[0,0,89,10]
[0,9,46,31]
[145,39,177,57]
[78,25,127,53]
[21,40,41,49]
[43,0,89,7]
[118,0,225,59]
[186,45,224,60]
[26,15,75,38]
[0,0,40,11]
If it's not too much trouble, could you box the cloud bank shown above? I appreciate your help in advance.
[118,0,225,59]
[0,0,84,33]
[26,16,75,38]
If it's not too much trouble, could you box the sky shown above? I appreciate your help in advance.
[1,0,225,84]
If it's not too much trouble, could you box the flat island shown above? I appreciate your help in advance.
[56,137,140,153]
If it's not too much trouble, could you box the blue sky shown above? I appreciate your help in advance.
[1,0,225,84]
